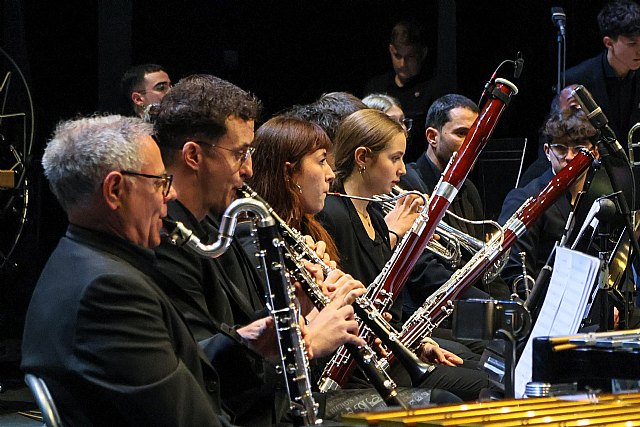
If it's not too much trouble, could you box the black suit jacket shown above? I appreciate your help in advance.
[21,225,230,426]
[154,200,285,426]
[400,154,485,239]
[564,50,640,143]
[399,154,510,300]
[498,169,572,288]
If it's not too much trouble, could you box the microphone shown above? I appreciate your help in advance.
[514,52,524,79]
[551,7,566,37]
[571,196,617,251]
[571,85,625,155]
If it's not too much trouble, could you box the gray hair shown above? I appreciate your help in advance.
[362,93,402,113]
[42,115,153,212]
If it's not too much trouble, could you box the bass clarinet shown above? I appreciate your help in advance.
[163,197,321,426]
[399,148,597,351]
[320,71,519,390]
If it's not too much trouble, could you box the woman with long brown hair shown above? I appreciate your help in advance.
[248,115,340,265]
[250,112,488,402]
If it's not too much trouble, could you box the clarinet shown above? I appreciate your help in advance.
[163,197,321,426]
[398,149,596,351]
[240,184,408,408]
[320,74,519,389]
[255,218,321,426]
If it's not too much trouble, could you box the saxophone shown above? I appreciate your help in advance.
[162,197,321,426]
[398,148,596,351]
[320,74,519,389]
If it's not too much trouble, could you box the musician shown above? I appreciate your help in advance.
[499,109,598,293]
[564,0,640,144]
[518,84,580,188]
[249,110,489,401]
[151,74,370,425]
[120,63,172,117]
[399,94,511,300]
[21,115,231,426]
[364,19,451,162]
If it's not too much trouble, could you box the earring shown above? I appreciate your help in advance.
[294,182,303,193]
[359,165,366,175]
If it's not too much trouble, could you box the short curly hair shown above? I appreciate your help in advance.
[152,74,261,163]
[598,0,640,38]
[543,109,597,145]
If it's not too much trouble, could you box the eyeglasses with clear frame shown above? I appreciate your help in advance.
[548,143,590,158]
[195,140,255,165]
[120,170,173,197]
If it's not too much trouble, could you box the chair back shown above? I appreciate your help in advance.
[24,373,62,427]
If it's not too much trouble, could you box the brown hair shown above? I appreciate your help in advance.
[333,109,405,187]
[543,109,597,145]
[249,115,340,263]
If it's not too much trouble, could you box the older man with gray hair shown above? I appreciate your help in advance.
[21,115,233,426]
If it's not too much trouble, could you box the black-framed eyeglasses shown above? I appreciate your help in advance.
[138,82,172,95]
[195,141,255,165]
[120,170,173,197]
[548,143,590,158]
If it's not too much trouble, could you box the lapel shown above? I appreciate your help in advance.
[205,214,264,321]
[415,154,439,193]
[67,224,219,374]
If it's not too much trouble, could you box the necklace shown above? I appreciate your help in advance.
[355,207,373,228]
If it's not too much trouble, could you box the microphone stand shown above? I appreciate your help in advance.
[594,136,640,328]
[555,22,566,94]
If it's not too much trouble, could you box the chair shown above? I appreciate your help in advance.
[24,373,62,427]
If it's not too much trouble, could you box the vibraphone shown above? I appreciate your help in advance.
[340,392,640,426]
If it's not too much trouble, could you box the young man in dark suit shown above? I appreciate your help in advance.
[564,0,640,142]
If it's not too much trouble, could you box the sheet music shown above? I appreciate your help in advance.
[514,246,600,398]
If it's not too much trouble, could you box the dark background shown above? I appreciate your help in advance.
[0,1,607,351]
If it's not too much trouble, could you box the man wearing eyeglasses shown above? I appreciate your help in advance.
[152,74,369,426]
[21,115,236,425]
[498,109,598,294]
[121,63,172,117]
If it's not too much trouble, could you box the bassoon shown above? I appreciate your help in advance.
[399,148,597,352]
[319,76,519,391]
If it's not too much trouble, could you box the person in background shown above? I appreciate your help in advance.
[121,63,172,117]
[364,20,448,162]
[400,94,511,300]
[363,93,414,134]
[564,0,640,144]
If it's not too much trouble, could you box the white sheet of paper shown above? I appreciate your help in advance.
[514,247,600,398]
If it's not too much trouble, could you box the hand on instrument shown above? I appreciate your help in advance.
[418,343,463,366]
[291,261,326,317]
[304,235,337,269]
[305,274,367,358]
[324,268,366,302]
[237,316,279,362]
[385,193,423,245]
